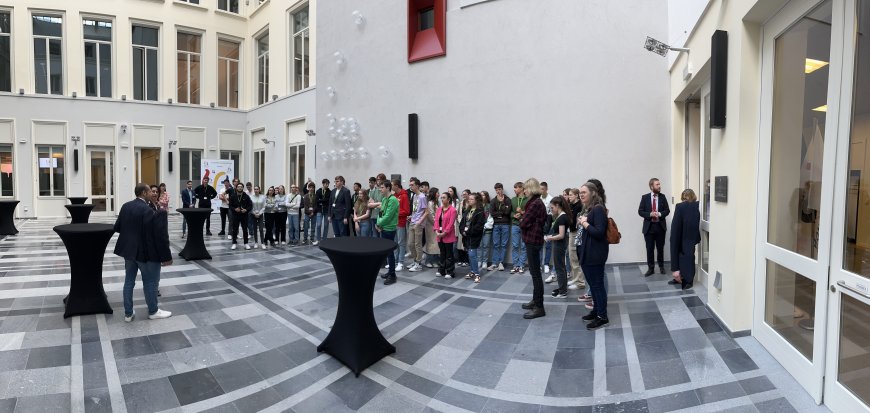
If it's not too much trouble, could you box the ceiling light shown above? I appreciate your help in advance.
[805,58,829,74]
[812,104,827,112]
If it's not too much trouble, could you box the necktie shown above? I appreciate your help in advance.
[652,196,658,222]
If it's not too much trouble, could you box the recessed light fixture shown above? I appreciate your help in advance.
[812,104,828,112]
[805,58,829,74]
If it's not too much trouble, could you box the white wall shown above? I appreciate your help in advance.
[667,0,712,65]
[316,0,672,263]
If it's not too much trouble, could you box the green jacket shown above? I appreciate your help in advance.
[511,196,528,225]
[377,195,399,232]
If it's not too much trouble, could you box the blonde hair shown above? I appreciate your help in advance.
[681,188,697,202]
[523,178,542,196]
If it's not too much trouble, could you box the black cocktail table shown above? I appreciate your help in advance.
[317,237,397,376]
[66,204,95,224]
[68,197,89,205]
[54,223,115,318]
[177,208,212,260]
[0,200,18,235]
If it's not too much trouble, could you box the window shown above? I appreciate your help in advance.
[288,143,305,189]
[253,150,265,189]
[33,15,63,95]
[179,149,202,192]
[292,6,310,92]
[132,25,158,101]
[220,150,240,176]
[0,12,10,92]
[0,145,13,196]
[217,39,239,108]
[177,32,201,104]
[83,19,112,98]
[407,0,446,63]
[218,0,239,13]
[257,34,269,105]
[37,145,65,196]
[418,8,434,31]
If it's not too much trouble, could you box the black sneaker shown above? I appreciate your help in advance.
[551,288,567,299]
[523,307,546,319]
[218,231,226,236]
[521,300,536,310]
[582,312,597,321]
[659,267,666,274]
[644,268,654,277]
[384,276,397,285]
[586,317,609,330]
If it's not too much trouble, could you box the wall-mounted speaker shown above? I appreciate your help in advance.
[73,149,79,172]
[168,152,173,173]
[408,113,418,160]
[710,30,728,129]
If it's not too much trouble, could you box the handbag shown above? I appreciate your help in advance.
[605,209,621,244]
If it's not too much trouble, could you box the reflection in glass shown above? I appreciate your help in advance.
[838,293,870,405]
[703,94,712,222]
[0,145,13,197]
[701,230,710,273]
[765,260,815,360]
[767,1,832,260]
[91,152,106,212]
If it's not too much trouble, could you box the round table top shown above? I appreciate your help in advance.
[54,223,114,235]
[318,236,397,256]
[0,200,19,205]
[177,208,213,214]
[68,197,89,201]
[65,204,95,209]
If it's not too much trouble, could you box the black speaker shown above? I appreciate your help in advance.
[408,113,418,159]
[73,149,78,172]
[168,151,173,173]
[710,30,728,129]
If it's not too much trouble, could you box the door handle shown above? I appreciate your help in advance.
[837,280,870,300]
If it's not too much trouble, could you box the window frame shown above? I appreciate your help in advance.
[82,17,113,98]
[217,38,240,108]
[132,24,159,101]
[217,0,239,14]
[176,31,202,105]
[32,13,64,95]
[256,32,269,105]
[36,144,65,197]
[0,10,12,93]
[291,4,310,92]
[179,149,202,193]
[220,150,240,177]
[0,144,14,197]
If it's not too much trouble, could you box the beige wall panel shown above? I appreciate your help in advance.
[134,125,162,147]
[85,124,116,147]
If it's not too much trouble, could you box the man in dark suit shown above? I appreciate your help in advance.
[194,176,218,235]
[638,178,670,276]
[114,183,173,322]
[329,175,354,237]
[180,180,195,239]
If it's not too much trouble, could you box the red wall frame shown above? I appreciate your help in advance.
[408,0,446,63]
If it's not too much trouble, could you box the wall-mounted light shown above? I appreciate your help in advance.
[210,102,215,108]
[121,94,127,101]
[70,136,81,146]
[352,10,365,26]
[167,140,177,172]
[261,138,275,146]
[120,124,128,134]
[305,129,316,137]
[168,98,173,104]
[72,91,77,98]
[18,89,24,95]
[272,94,279,101]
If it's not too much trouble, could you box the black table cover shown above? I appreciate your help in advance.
[65,204,95,224]
[54,224,115,318]
[317,237,397,376]
[177,208,212,260]
[68,197,89,205]
[0,200,18,235]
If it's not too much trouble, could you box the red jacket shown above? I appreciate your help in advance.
[434,205,457,243]
[397,190,411,227]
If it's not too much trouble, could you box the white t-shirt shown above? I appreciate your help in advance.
[219,187,230,208]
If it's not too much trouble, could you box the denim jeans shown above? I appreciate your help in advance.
[331,217,347,238]
[468,248,479,273]
[492,224,509,265]
[479,231,492,266]
[582,263,608,319]
[247,212,255,236]
[358,219,371,237]
[510,225,526,268]
[288,212,300,242]
[543,239,552,268]
[315,213,330,241]
[181,215,188,236]
[123,259,160,316]
[303,214,315,241]
[382,230,397,276]
[251,214,264,244]
[526,243,544,307]
[395,226,407,264]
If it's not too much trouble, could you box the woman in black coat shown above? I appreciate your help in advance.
[577,181,610,330]
[669,189,701,290]
[460,193,486,283]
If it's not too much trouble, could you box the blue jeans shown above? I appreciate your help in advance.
[181,215,188,236]
[303,214,315,241]
[395,226,407,264]
[382,230,396,275]
[543,239,552,267]
[480,231,492,265]
[315,213,330,241]
[582,263,608,319]
[123,259,160,316]
[511,225,526,268]
[331,217,347,237]
[468,248,479,273]
[492,224,509,265]
[288,212,300,242]
[358,220,371,237]
[247,212,255,236]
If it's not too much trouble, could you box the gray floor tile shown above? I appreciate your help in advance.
[122,377,181,413]
[168,368,225,405]
[640,359,690,389]
[291,388,355,413]
[452,357,508,389]
[246,348,297,379]
[214,319,256,339]
[592,399,649,412]
[553,347,594,370]
[557,330,596,349]
[484,325,528,344]
[232,387,283,412]
[632,323,671,344]
[395,372,443,398]
[708,331,741,352]
[209,358,264,392]
[754,397,797,413]
[116,353,177,385]
[670,327,710,352]
[695,381,746,404]
[635,339,681,363]
[719,348,759,374]
[739,376,777,395]
[0,398,16,413]
[112,336,156,359]
[327,373,386,410]
[148,331,192,353]
[545,368,594,397]
[606,365,632,395]
[432,385,488,412]
[83,387,113,413]
[629,312,666,327]
[470,340,517,364]
[481,398,541,413]
[12,392,69,413]
[646,389,701,413]
[697,318,723,334]
[25,345,70,369]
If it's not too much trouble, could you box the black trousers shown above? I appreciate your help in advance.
[264,213,275,244]
[438,241,455,276]
[526,243,544,307]
[276,211,288,242]
[232,213,249,244]
[220,207,229,233]
[644,225,666,269]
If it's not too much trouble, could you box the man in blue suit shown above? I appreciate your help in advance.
[638,178,670,276]
[180,180,195,238]
[114,183,173,322]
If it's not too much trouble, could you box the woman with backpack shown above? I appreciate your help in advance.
[460,193,486,283]
[577,181,610,330]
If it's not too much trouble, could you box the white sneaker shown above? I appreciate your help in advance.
[545,274,556,283]
[385,264,390,269]
[124,312,135,322]
[568,283,580,290]
[281,242,286,245]
[396,263,404,272]
[227,235,232,240]
[544,265,551,274]
[444,274,453,279]
[498,263,505,271]
[405,252,411,258]
[245,244,251,250]
[312,241,319,246]
[408,264,421,272]
[148,309,172,320]
[253,243,259,249]
[231,244,237,250]
[262,244,268,249]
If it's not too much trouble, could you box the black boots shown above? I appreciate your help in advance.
[523,306,546,319]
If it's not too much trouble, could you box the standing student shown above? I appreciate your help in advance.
[455,189,471,267]
[376,181,399,285]
[114,183,172,322]
[393,180,410,271]
[353,190,371,237]
[366,175,384,237]
[328,176,353,237]
[423,188,440,268]
[546,196,571,298]
[510,182,528,274]
[287,184,301,245]
[275,186,289,245]
[351,182,362,236]
[218,179,232,237]
[250,185,265,248]
[519,178,547,319]
[435,192,457,279]
[302,182,317,244]
[567,188,586,290]
[669,189,700,290]
[180,180,195,239]
[407,178,427,272]
[540,181,554,275]
[263,187,277,248]
[489,183,512,271]
[194,177,217,236]
[479,191,494,270]
[314,179,331,244]
[460,193,486,283]
[156,183,170,212]
[638,177,670,276]
[245,182,255,237]
[229,183,253,250]
[578,181,610,329]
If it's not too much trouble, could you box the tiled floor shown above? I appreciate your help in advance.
[0,216,834,412]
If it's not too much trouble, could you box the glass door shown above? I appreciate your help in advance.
[826,0,870,410]
[88,148,114,214]
[135,148,160,187]
[699,84,712,286]
[754,0,843,402]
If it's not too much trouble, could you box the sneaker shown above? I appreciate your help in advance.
[586,318,609,330]
[281,242,286,245]
[385,264,390,269]
[405,252,412,258]
[425,263,435,268]
[263,244,268,249]
[444,273,454,279]
[518,267,526,274]
[227,235,232,240]
[253,243,259,249]
[585,302,594,310]
[218,231,226,236]
[498,263,505,271]
[244,244,251,250]
[510,267,518,274]
[577,294,593,302]
[231,244,237,250]
[487,264,497,271]
[544,274,557,284]
[408,264,421,272]
[206,232,213,236]
[435,271,444,277]
[384,276,397,285]
[124,312,135,322]
[396,263,404,272]
[551,289,568,299]
[568,284,579,290]
[312,241,319,246]
[544,265,550,274]
[582,312,597,321]
[148,309,172,320]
